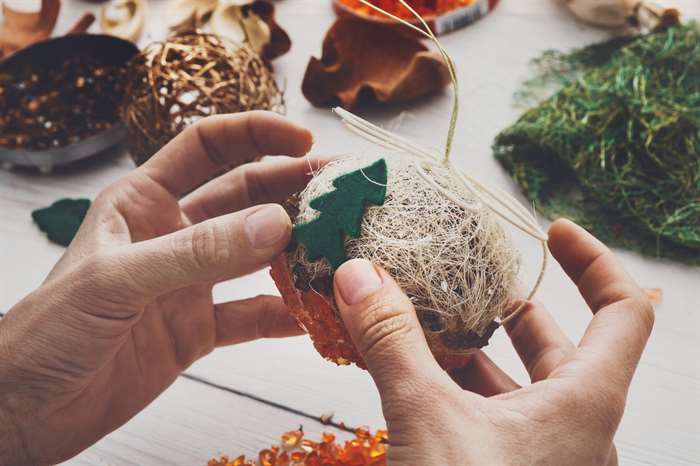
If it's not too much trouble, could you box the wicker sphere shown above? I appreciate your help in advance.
[122,32,284,166]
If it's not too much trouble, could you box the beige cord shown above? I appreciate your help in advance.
[334,1,549,326]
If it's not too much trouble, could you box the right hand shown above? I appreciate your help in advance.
[333,219,654,466]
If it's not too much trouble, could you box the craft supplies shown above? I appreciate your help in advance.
[275,154,520,368]
[0,0,95,58]
[338,0,473,18]
[273,0,548,370]
[334,0,498,35]
[564,0,680,30]
[0,57,125,151]
[210,0,291,61]
[0,34,138,172]
[495,23,700,265]
[0,0,60,58]
[209,428,388,466]
[165,0,218,32]
[293,159,389,269]
[121,32,284,166]
[302,18,450,108]
[32,199,91,246]
[100,0,147,42]
[211,0,271,55]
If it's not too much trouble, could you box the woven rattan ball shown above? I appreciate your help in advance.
[122,32,284,166]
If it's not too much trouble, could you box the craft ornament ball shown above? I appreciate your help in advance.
[271,154,521,370]
[122,32,284,166]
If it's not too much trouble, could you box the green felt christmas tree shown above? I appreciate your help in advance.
[32,198,91,247]
[293,158,388,269]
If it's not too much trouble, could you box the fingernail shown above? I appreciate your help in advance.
[336,259,382,305]
[245,205,289,249]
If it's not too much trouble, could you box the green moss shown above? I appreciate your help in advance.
[495,23,700,265]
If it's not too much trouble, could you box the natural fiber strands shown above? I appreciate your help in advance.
[271,0,548,370]
[289,154,520,354]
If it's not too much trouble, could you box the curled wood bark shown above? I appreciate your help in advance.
[302,19,450,109]
[100,0,146,42]
[0,0,60,57]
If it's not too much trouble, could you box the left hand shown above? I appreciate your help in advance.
[0,111,315,465]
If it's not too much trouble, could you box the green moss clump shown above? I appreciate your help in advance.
[495,23,700,265]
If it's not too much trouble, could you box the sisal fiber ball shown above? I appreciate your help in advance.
[121,32,284,166]
[271,154,520,370]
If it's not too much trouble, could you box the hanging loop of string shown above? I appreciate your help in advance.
[333,0,550,326]
[357,0,459,162]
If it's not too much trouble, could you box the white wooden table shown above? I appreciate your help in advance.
[1,1,699,464]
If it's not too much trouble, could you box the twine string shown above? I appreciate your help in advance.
[357,0,458,162]
[334,2,550,326]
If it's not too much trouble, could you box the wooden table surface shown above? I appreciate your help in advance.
[1,1,699,464]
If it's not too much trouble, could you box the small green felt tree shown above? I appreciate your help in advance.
[293,158,388,269]
[32,198,91,247]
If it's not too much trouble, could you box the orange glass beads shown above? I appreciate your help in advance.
[208,428,388,466]
[338,0,475,19]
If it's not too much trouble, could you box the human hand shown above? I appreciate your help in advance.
[333,219,654,466]
[0,112,315,465]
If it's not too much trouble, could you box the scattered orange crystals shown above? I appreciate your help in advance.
[338,0,475,19]
[208,428,388,466]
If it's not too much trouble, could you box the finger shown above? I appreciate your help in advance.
[448,351,520,396]
[214,295,305,347]
[333,259,454,398]
[180,155,330,224]
[548,219,654,387]
[503,300,575,382]
[140,112,313,197]
[102,204,291,299]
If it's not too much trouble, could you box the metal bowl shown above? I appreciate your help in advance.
[0,34,139,173]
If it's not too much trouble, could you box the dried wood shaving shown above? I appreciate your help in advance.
[100,0,146,42]
[164,0,217,32]
[210,0,291,61]
[0,0,60,57]
[302,18,450,109]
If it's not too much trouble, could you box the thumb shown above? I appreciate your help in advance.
[334,259,448,397]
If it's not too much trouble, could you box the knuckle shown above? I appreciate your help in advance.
[243,165,272,205]
[191,116,226,165]
[357,295,414,360]
[176,221,235,271]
